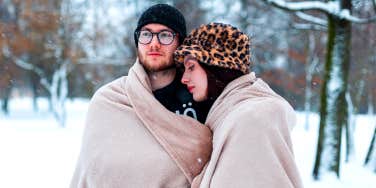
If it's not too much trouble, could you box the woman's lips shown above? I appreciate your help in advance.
[187,86,194,93]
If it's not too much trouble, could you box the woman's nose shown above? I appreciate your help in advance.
[181,72,189,84]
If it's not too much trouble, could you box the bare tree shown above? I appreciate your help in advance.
[1,0,86,126]
[261,0,376,179]
[304,32,320,130]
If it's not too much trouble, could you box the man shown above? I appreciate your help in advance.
[70,4,212,188]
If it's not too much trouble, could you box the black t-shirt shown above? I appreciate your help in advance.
[153,75,210,124]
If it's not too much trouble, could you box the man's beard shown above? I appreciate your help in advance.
[138,53,175,72]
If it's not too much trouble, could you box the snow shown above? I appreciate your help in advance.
[295,11,327,26]
[265,0,337,13]
[0,98,88,188]
[264,0,376,24]
[0,98,375,188]
[293,112,376,187]
[339,9,351,20]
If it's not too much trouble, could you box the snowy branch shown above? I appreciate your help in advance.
[262,0,376,24]
[2,46,51,89]
[295,12,327,26]
[292,23,326,31]
[263,0,337,14]
[339,10,376,24]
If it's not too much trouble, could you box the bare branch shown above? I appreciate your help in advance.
[292,23,326,31]
[339,9,376,23]
[295,11,327,26]
[262,0,376,24]
[261,0,333,14]
[2,45,51,89]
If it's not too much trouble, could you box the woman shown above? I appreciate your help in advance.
[174,23,303,188]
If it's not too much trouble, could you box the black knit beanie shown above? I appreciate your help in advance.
[134,4,187,47]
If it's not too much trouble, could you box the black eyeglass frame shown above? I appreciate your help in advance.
[135,29,177,45]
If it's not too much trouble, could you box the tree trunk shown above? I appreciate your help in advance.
[1,84,11,115]
[30,73,39,112]
[304,32,318,130]
[345,92,355,162]
[50,63,68,127]
[346,76,366,162]
[312,10,352,179]
[368,89,374,116]
[364,126,376,172]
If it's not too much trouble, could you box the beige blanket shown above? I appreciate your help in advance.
[192,73,303,188]
[70,61,212,188]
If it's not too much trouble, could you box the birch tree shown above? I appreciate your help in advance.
[304,32,320,130]
[1,0,85,126]
[261,0,376,179]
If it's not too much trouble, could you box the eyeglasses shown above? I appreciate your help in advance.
[136,30,176,45]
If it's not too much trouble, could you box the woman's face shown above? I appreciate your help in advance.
[181,56,208,102]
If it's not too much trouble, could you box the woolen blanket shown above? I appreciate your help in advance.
[70,61,212,188]
[192,72,303,188]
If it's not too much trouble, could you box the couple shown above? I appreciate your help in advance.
[70,4,303,188]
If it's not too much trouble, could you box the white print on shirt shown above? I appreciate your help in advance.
[175,102,198,120]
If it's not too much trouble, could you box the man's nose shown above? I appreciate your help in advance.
[149,34,161,48]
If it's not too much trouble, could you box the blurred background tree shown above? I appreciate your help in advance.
[0,1,375,170]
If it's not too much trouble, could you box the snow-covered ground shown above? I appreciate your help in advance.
[0,99,87,188]
[0,98,375,188]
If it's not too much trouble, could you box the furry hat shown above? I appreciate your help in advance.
[174,22,251,74]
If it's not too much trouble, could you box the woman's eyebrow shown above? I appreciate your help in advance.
[184,55,196,64]
[184,59,194,67]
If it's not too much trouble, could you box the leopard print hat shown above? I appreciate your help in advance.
[174,22,251,74]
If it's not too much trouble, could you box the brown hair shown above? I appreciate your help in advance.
[200,63,244,101]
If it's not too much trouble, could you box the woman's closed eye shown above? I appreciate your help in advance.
[183,56,199,72]
[187,65,195,71]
